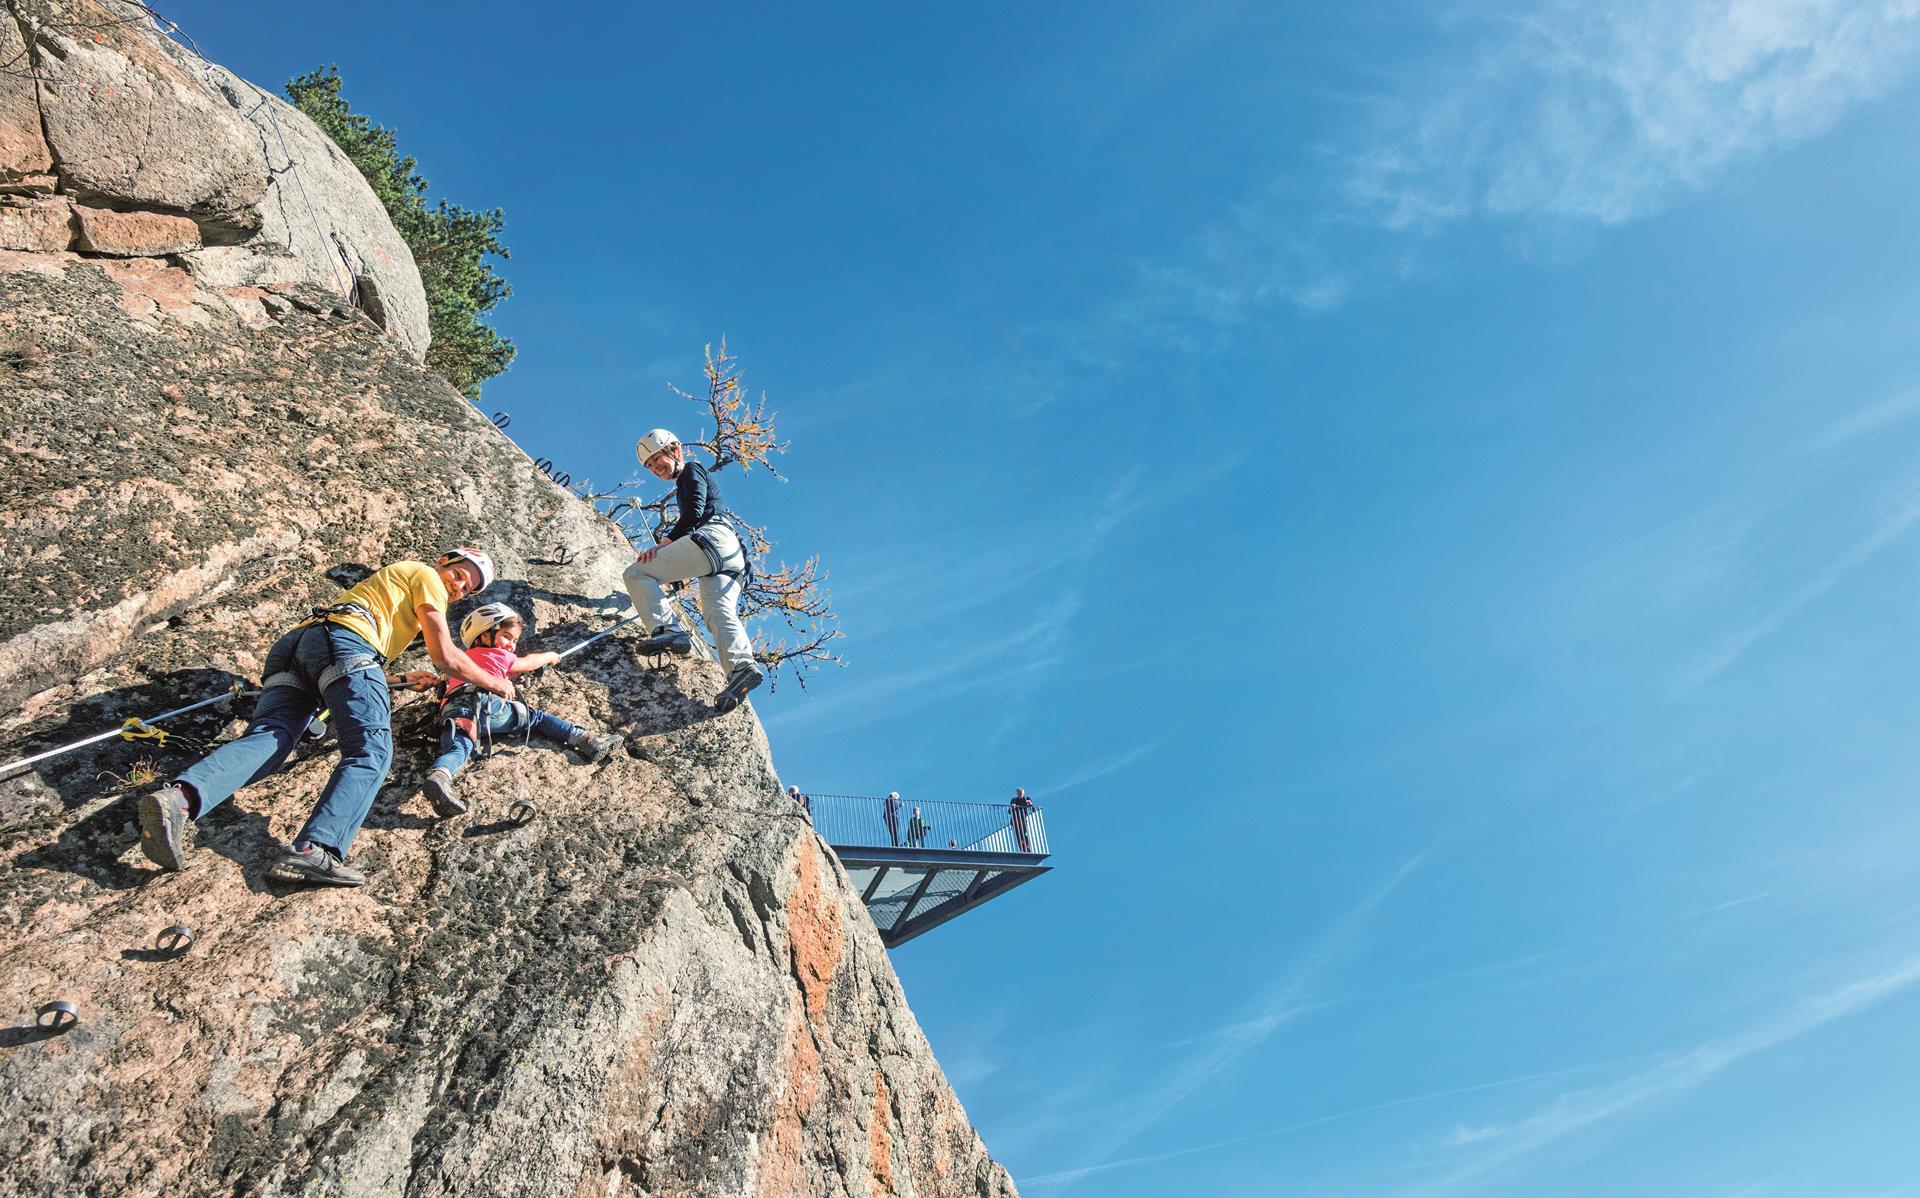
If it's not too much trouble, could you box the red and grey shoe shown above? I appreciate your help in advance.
[272,842,366,887]
[137,784,192,872]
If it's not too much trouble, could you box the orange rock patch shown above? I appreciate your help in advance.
[786,844,845,1023]
[98,258,213,326]
[870,1071,896,1196]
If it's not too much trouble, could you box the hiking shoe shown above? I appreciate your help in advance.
[137,784,192,872]
[566,729,623,763]
[272,842,366,887]
[423,769,466,817]
[637,625,693,656]
[713,664,765,714]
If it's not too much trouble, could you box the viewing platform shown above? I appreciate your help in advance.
[799,794,1051,947]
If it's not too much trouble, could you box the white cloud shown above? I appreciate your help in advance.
[1043,849,1433,1191]
[1090,1,1920,345]
[1023,1055,1644,1188]
[1351,0,1920,230]
[1424,951,1920,1190]
[1028,741,1163,801]
[1676,484,1920,691]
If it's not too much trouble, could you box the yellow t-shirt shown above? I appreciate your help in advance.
[314,561,449,661]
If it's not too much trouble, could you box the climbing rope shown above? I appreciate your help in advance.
[551,613,646,663]
[0,682,250,780]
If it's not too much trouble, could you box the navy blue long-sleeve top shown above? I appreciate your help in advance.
[666,460,723,541]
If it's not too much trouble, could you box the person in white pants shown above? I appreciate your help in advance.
[623,428,766,713]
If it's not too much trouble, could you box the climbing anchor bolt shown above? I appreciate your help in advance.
[155,925,195,957]
[35,1001,77,1032]
[508,799,539,826]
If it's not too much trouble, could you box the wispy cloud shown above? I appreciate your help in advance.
[1043,849,1433,1190]
[1023,1055,1653,1188]
[1814,386,1920,453]
[1351,0,1920,230]
[1109,1,1920,340]
[1677,486,1920,691]
[1679,890,1774,919]
[1029,741,1163,801]
[1425,951,1920,1190]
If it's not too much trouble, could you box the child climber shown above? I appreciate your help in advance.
[623,428,766,713]
[137,549,507,887]
[421,603,622,816]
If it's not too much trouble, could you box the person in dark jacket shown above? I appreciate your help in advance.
[1009,787,1036,852]
[907,806,930,848]
[884,790,902,847]
[622,428,764,712]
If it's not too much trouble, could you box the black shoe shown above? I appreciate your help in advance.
[272,843,366,887]
[714,664,765,714]
[566,730,623,763]
[137,784,191,871]
[423,769,466,816]
[637,625,693,656]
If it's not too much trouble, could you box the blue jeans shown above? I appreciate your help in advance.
[176,623,392,858]
[431,692,580,778]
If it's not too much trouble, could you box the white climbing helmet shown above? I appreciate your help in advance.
[440,546,495,592]
[636,428,680,464]
[460,602,523,648]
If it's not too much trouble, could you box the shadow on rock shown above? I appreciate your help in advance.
[0,1025,64,1050]
[323,561,375,588]
[4,668,252,812]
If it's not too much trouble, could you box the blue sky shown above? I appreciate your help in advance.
[167,2,1920,1193]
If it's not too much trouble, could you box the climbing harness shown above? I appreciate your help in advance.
[35,1001,77,1032]
[260,651,383,700]
[0,682,250,779]
[688,518,751,586]
[306,600,376,627]
[155,925,194,957]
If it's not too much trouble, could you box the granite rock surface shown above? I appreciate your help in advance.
[0,0,429,355]
[0,249,1017,1195]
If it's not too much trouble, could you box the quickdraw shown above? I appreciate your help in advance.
[118,717,215,755]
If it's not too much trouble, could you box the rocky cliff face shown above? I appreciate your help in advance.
[0,12,1018,1198]
[0,0,428,355]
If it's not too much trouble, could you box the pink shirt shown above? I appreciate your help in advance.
[446,645,518,696]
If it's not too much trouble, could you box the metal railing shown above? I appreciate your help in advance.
[797,793,1049,857]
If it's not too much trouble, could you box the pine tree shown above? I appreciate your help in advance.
[286,67,515,400]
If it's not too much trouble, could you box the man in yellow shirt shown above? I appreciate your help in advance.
[136,548,514,886]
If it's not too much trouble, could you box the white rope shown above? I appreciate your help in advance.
[0,684,250,779]
[552,613,646,663]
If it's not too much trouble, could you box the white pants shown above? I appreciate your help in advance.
[622,524,752,675]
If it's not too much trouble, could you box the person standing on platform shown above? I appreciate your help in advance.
[1009,787,1036,852]
[884,790,902,846]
